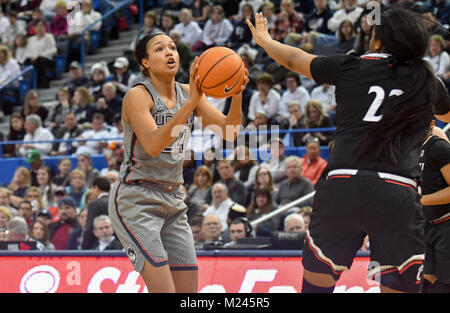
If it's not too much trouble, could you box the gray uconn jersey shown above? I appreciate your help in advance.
[119,80,194,185]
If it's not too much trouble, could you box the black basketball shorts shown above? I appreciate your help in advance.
[302,169,426,292]
[424,218,450,284]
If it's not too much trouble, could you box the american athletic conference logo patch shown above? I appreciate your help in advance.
[127,245,137,265]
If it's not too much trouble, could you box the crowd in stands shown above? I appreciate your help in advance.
[0,0,449,251]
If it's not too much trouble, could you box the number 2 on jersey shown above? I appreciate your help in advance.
[363,86,403,122]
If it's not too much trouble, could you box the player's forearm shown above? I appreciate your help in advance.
[259,37,315,79]
[421,186,450,206]
[143,101,196,157]
[222,94,243,142]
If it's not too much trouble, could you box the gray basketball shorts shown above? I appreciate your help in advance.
[108,181,198,273]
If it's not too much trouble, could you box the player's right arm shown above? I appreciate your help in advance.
[122,86,198,158]
[247,13,317,79]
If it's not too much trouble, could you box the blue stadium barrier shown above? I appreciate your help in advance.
[89,31,101,55]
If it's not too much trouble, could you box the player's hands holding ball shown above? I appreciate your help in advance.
[189,56,203,105]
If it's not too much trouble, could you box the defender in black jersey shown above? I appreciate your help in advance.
[419,122,450,293]
[248,9,450,292]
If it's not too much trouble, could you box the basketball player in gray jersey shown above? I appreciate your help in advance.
[108,32,248,293]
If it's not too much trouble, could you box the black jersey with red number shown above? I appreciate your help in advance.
[310,52,450,179]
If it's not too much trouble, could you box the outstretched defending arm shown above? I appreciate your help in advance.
[246,12,317,79]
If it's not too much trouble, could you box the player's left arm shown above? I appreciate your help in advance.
[420,163,450,206]
[182,70,249,142]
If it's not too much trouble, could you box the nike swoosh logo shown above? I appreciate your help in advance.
[224,73,242,93]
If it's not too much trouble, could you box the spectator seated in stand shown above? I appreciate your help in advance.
[92,83,123,124]
[87,61,110,101]
[275,155,314,207]
[247,186,279,237]
[335,19,356,54]
[300,99,335,146]
[284,213,306,232]
[50,112,84,156]
[63,61,89,95]
[205,160,248,207]
[18,115,54,157]
[223,217,253,247]
[2,11,27,49]
[73,113,111,156]
[4,216,45,250]
[193,5,234,52]
[75,151,100,187]
[276,71,310,127]
[203,182,234,231]
[301,137,327,185]
[65,169,88,210]
[0,44,21,89]
[48,196,79,250]
[91,215,122,251]
[173,8,203,50]
[23,19,57,89]
[20,90,49,123]
[111,56,138,98]
[29,218,55,250]
[226,3,254,50]
[73,86,95,125]
[196,214,224,248]
[247,72,281,126]
[47,87,76,138]
[270,0,305,43]
[66,0,102,66]
[3,114,26,157]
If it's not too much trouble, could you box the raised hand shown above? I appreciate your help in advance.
[246,12,273,48]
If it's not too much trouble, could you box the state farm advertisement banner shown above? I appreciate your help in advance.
[0,255,380,293]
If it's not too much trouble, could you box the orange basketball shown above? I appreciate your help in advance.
[197,46,246,98]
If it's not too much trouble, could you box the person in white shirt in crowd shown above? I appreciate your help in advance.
[91,215,123,251]
[2,11,27,49]
[73,113,111,155]
[111,57,138,98]
[327,0,364,35]
[0,45,20,87]
[284,213,306,233]
[24,19,57,88]
[424,34,450,80]
[310,83,336,113]
[203,183,235,231]
[12,34,28,65]
[39,0,59,20]
[277,71,310,124]
[18,114,54,157]
[0,10,9,42]
[195,5,233,51]
[248,72,281,124]
[68,0,102,35]
[173,8,203,49]
[67,0,101,62]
